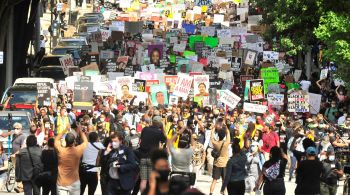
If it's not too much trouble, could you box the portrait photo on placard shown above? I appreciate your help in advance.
[148,44,163,67]
[116,56,129,72]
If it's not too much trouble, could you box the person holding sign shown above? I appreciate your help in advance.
[195,83,209,97]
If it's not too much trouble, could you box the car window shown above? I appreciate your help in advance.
[0,116,30,131]
[40,57,61,66]
[9,91,37,104]
[38,69,66,81]
[57,41,85,47]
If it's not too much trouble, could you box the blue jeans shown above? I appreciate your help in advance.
[289,156,297,179]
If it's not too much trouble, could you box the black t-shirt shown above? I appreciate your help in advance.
[139,126,166,159]
[295,159,323,194]
[263,158,288,181]
[41,149,58,178]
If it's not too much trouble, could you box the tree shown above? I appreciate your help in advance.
[314,11,350,87]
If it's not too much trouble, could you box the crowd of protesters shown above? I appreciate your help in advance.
[0,76,348,195]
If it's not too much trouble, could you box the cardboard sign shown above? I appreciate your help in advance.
[37,82,51,106]
[288,91,309,113]
[267,94,284,106]
[173,73,194,98]
[294,69,302,82]
[320,69,328,80]
[164,75,178,94]
[125,21,143,34]
[73,82,93,110]
[263,51,279,61]
[243,102,268,114]
[94,81,115,96]
[150,84,168,106]
[133,79,146,92]
[59,55,74,75]
[250,79,264,101]
[116,76,134,101]
[308,93,321,114]
[193,75,209,97]
[219,90,241,109]
[261,68,279,83]
[111,31,124,41]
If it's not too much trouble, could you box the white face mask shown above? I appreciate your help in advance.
[112,141,120,149]
[45,123,50,128]
[100,118,105,122]
[328,155,335,161]
[198,115,202,119]
[14,129,21,134]
[253,136,259,141]
[131,130,136,135]
[173,118,178,122]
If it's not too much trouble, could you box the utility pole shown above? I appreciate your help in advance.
[34,3,41,54]
[5,7,14,88]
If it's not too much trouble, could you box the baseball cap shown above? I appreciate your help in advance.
[306,147,317,155]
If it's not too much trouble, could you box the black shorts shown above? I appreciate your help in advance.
[212,166,226,180]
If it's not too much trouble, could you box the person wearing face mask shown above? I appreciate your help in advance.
[101,133,138,195]
[325,101,339,124]
[129,128,140,150]
[12,123,26,193]
[38,118,54,146]
[244,141,264,195]
[97,113,111,135]
[320,150,343,195]
[55,107,71,135]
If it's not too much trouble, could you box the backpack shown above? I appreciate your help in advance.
[264,161,280,181]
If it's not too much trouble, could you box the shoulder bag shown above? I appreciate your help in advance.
[211,141,225,160]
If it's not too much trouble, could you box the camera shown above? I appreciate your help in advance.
[113,161,119,168]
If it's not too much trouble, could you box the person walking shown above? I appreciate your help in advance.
[41,137,58,195]
[0,142,9,190]
[101,133,138,195]
[320,150,343,195]
[16,135,43,195]
[295,146,323,195]
[54,125,88,195]
[80,132,104,195]
[255,146,287,195]
[12,122,27,193]
[221,138,247,195]
[138,119,166,192]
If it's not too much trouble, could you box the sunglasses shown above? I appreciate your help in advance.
[14,127,21,130]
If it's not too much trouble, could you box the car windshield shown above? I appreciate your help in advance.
[57,40,85,47]
[8,91,37,104]
[0,115,30,131]
[40,57,60,66]
[38,69,66,81]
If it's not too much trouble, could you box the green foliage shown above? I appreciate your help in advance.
[314,11,350,87]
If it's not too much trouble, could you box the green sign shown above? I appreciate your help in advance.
[261,68,279,83]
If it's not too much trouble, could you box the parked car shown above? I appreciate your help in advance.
[0,111,32,151]
[52,46,82,64]
[57,37,87,47]
[76,16,101,27]
[83,12,104,21]
[77,23,101,35]
[39,55,62,67]
[35,65,66,82]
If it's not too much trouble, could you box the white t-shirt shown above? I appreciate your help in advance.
[82,142,105,172]
[40,40,46,48]
[299,80,311,91]
[122,113,140,129]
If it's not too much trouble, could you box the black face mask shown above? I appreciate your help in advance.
[157,169,170,182]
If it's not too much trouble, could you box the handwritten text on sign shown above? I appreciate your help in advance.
[59,55,74,75]
[267,94,284,106]
[219,90,241,109]
[243,102,268,114]
[173,74,194,98]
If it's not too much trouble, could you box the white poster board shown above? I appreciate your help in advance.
[219,90,241,109]
[173,73,194,98]
[243,102,268,114]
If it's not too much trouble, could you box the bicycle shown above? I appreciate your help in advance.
[5,155,16,192]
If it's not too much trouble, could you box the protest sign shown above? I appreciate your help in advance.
[219,90,241,109]
[133,79,146,92]
[148,44,163,67]
[201,26,216,36]
[115,76,134,101]
[250,79,264,101]
[37,82,51,106]
[261,68,279,83]
[150,84,168,106]
[173,73,194,99]
[243,102,268,114]
[222,80,234,90]
[288,91,309,113]
[101,29,111,41]
[100,50,114,59]
[141,64,156,72]
[209,88,218,105]
[231,57,241,72]
[80,75,91,82]
[132,92,148,106]
[116,56,129,71]
[145,80,160,93]
[308,93,322,114]
[73,82,93,110]
[294,69,302,82]
[177,59,190,73]
[164,75,178,93]
[267,94,284,106]
[263,51,279,61]
[94,81,115,96]
[320,69,328,80]
[173,43,186,52]
[169,94,179,105]
[59,55,74,75]
[135,72,157,80]
[193,75,209,97]
[244,50,256,66]
[217,29,232,38]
